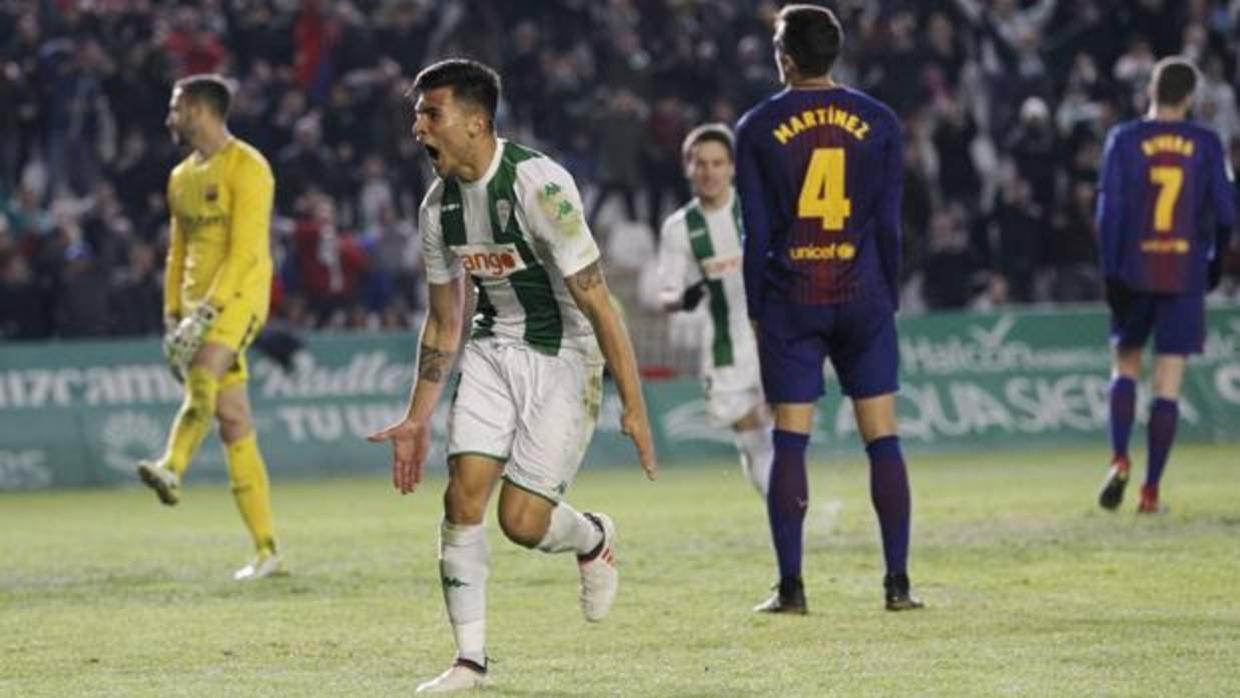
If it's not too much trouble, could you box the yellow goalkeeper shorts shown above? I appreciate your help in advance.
[204,297,267,388]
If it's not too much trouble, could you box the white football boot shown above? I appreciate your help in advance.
[415,661,489,693]
[136,460,181,506]
[233,552,286,581]
[578,513,618,622]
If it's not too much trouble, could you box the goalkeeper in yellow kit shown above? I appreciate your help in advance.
[137,74,283,581]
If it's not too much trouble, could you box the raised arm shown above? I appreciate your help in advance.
[566,261,657,480]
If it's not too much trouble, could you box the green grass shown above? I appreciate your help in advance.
[3,445,1239,697]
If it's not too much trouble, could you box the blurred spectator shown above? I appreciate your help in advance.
[922,203,986,310]
[359,202,422,321]
[932,98,982,212]
[276,115,339,210]
[108,240,163,336]
[587,89,644,231]
[1048,180,1102,302]
[164,6,229,77]
[53,243,111,338]
[356,154,395,233]
[642,95,692,236]
[1197,53,1240,144]
[289,196,367,328]
[0,224,49,338]
[108,129,166,235]
[988,176,1044,304]
[1004,97,1057,214]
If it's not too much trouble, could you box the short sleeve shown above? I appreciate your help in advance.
[419,183,461,285]
[517,158,601,277]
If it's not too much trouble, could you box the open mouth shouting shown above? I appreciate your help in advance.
[424,143,441,164]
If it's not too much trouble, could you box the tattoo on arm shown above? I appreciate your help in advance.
[571,262,604,293]
[417,344,455,383]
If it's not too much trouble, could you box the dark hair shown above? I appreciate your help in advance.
[413,58,501,128]
[777,4,843,77]
[174,74,233,118]
[1151,57,1198,106]
[682,123,735,162]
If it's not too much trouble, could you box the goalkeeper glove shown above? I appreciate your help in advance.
[162,315,184,382]
[168,304,219,379]
[681,280,707,311]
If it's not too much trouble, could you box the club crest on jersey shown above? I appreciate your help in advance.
[495,199,512,232]
[454,243,527,278]
[204,183,219,203]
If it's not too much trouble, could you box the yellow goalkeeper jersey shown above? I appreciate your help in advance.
[164,137,275,317]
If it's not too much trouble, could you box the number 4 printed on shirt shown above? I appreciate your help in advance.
[798,148,852,232]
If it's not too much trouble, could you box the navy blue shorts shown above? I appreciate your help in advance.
[1110,290,1205,355]
[757,295,899,403]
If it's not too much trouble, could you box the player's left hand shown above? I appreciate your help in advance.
[168,304,219,379]
[620,408,658,481]
[367,417,431,494]
[162,315,184,382]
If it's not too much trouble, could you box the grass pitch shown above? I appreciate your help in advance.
[2,444,1239,697]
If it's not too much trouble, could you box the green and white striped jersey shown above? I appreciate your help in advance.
[656,189,759,373]
[421,140,602,357]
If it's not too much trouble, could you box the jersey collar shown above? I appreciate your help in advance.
[460,138,505,191]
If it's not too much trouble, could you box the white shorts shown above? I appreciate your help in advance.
[448,338,604,502]
[703,350,765,427]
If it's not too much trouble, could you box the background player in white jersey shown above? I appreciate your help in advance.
[367,59,658,694]
[656,124,773,495]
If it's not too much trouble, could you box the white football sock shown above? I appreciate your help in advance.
[735,427,774,497]
[536,502,603,555]
[439,520,489,666]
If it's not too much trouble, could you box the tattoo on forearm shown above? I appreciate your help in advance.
[572,262,604,293]
[418,344,454,383]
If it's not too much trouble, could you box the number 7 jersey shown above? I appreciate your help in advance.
[1096,119,1235,294]
[735,86,903,318]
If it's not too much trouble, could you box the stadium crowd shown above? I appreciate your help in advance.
[3,0,1240,341]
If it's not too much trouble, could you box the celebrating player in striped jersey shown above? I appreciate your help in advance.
[1095,57,1235,514]
[367,59,657,694]
[656,123,773,496]
[136,74,284,581]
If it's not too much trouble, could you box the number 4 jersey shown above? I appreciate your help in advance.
[735,86,903,318]
[420,140,603,357]
[1096,119,1235,294]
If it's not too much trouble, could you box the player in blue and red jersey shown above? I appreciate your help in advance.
[735,4,920,613]
[1096,57,1234,514]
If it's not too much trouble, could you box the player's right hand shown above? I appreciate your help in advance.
[620,409,658,481]
[367,417,431,494]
